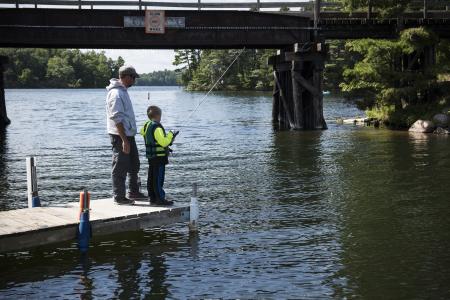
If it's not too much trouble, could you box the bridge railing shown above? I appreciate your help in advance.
[0,0,339,11]
[0,0,449,12]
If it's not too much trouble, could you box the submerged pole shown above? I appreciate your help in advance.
[0,56,10,130]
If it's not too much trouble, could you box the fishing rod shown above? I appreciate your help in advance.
[147,48,246,141]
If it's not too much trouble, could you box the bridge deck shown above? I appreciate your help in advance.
[0,199,190,253]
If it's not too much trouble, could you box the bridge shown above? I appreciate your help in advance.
[1,0,450,130]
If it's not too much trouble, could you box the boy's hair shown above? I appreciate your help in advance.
[147,105,162,119]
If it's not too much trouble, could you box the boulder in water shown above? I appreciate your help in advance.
[433,127,450,135]
[409,120,435,133]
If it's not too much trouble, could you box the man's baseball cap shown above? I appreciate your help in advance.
[119,65,140,78]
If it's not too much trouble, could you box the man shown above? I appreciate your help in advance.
[106,65,145,205]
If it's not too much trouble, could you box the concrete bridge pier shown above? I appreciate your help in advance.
[0,56,10,130]
[269,42,327,130]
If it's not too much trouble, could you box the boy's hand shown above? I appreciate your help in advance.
[172,130,180,138]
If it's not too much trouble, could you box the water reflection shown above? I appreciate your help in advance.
[188,231,200,259]
[0,230,190,298]
[78,254,93,299]
[266,130,342,297]
[333,130,450,298]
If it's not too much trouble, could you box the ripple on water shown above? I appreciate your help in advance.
[1,89,450,298]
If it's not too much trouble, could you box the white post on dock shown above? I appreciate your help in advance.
[189,183,199,232]
[26,156,40,207]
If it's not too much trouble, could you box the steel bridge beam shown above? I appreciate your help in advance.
[0,9,312,49]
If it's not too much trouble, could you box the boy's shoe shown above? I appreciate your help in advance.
[127,191,147,200]
[114,197,135,205]
[150,198,174,206]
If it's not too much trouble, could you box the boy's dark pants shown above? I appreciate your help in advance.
[147,162,166,202]
[110,134,140,200]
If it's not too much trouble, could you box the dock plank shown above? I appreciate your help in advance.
[0,198,190,253]
[45,207,80,221]
[4,209,69,230]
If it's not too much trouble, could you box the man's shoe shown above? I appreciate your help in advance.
[127,191,147,200]
[114,197,135,205]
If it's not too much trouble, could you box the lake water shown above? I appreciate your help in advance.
[1,87,450,299]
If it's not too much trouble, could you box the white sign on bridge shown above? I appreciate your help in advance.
[145,10,165,34]
[124,16,185,29]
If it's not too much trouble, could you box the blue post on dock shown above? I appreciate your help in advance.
[78,189,91,252]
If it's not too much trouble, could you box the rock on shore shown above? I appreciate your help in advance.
[433,127,450,135]
[409,120,435,133]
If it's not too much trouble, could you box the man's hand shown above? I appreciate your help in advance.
[116,122,130,154]
[122,139,130,154]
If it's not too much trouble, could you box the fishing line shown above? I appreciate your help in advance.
[168,47,246,156]
[184,47,246,122]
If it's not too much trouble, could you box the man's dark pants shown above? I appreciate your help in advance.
[147,162,166,202]
[110,134,140,200]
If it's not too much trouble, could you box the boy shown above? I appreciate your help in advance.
[140,106,178,206]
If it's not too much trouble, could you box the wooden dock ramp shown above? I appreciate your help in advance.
[0,199,190,253]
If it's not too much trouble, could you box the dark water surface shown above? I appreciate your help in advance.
[1,87,449,299]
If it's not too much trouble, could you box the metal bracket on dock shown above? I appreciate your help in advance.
[181,210,190,222]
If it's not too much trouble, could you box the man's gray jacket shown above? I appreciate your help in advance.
[106,79,137,137]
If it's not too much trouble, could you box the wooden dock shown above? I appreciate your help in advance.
[0,199,190,253]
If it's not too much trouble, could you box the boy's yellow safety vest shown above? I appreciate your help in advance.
[140,120,170,159]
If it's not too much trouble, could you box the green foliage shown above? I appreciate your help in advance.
[46,56,75,87]
[337,0,412,16]
[324,40,358,93]
[173,49,275,91]
[279,5,290,12]
[341,27,450,127]
[0,48,124,88]
[173,50,201,86]
[135,69,178,86]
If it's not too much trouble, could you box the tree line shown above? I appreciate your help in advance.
[136,70,177,86]
[0,49,125,88]
[0,48,178,88]
[173,49,275,91]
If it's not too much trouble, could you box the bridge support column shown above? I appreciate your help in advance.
[0,56,10,130]
[271,50,294,129]
[269,43,327,130]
